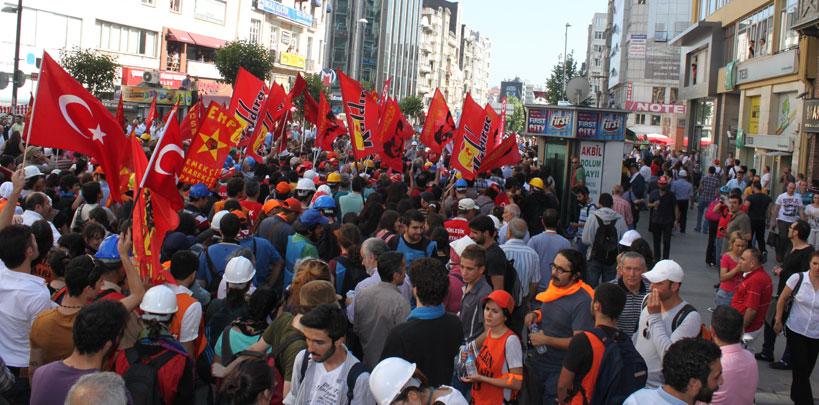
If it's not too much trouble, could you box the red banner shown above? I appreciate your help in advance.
[480,135,521,174]
[420,89,456,154]
[180,100,204,141]
[451,93,490,180]
[229,67,266,132]
[338,71,380,160]
[377,99,402,172]
[246,84,291,161]
[316,92,346,152]
[178,102,243,187]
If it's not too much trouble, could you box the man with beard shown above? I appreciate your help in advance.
[625,338,723,405]
[647,176,677,260]
[285,304,374,405]
[29,301,128,405]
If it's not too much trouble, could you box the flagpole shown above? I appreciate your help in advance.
[22,52,44,165]
[140,107,177,188]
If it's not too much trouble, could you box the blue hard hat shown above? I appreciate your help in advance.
[455,179,468,188]
[719,186,730,194]
[95,235,121,263]
[314,195,337,210]
[189,183,211,199]
[299,209,329,227]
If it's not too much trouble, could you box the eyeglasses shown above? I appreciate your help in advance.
[551,263,572,275]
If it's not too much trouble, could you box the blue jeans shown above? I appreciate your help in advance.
[695,200,709,232]
[526,354,562,404]
[715,288,734,307]
[715,237,724,262]
[586,260,617,288]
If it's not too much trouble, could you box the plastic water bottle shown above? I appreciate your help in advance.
[530,323,548,354]
[464,346,478,377]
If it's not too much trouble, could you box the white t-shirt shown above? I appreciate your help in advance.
[761,172,771,190]
[308,362,344,405]
[776,192,803,222]
[433,386,470,405]
[785,272,819,339]
[633,301,702,388]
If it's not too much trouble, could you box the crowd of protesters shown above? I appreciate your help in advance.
[0,111,816,405]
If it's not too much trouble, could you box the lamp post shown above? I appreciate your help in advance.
[350,17,368,81]
[563,22,571,99]
[2,0,22,112]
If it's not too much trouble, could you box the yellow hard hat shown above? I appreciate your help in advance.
[327,172,341,183]
[455,172,463,180]
[364,159,375,168]
[529,177,544,189]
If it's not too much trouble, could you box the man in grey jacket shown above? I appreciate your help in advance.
[285,304,374,405]
[581,193,628,287]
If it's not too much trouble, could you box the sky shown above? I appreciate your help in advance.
[458,0,608,88]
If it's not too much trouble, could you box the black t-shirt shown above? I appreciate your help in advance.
[380,314,464,387]
[779,245,814,293]
[563,325,620,378]
[484,243,507,279]
[746,193,772,221]
[648,190,676,225]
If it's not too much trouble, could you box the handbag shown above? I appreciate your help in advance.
[766,229,778,248]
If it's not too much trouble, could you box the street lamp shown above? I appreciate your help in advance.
[350,17,368,80]
[3,0,22,112]
[563,22,571,98]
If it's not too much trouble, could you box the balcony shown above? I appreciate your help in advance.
[187,60,221,79]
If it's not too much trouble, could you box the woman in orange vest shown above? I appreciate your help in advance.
[460,290,523,405]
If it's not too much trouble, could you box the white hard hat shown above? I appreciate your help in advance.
[211,210,230,231]
[303,169,318,180]
[223,256,256,285]
[369,357,417,405]
[296,178,316,192]
[139,285,178,318]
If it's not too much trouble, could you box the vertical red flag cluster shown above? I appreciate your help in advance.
[450,93,520,180]
[420,89,456,155]
[338,71,380,160]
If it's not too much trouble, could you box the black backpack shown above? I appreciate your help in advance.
[297,350,366,404]
[122,348,178,405]
[577,328,647,405]
[591,215,619,265]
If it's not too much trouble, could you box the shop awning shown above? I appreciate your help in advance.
[189,32,227,49]
[166,28,195,45]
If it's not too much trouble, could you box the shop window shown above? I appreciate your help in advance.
[651,115,661,126]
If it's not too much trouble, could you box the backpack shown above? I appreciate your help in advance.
[641,300,712,340]
[225,332,304,405]
[70,203,87,233]
[590,215,619,265]
[122,348,178,405]
[297,350,366,405]
[576,328,647,405]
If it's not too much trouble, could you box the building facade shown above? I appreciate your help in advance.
[585,12,608,106]
[459,25,491,106]
[674,0,817,193]
[417,0,462,112]
[608,0,690,144]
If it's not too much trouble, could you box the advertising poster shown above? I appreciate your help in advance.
[576,111,599,138]
[596,113,626,140]
[546,109,574,137]
[527,108,548,134]
[580,141,604,203]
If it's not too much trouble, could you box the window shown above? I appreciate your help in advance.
[635,114,646,124]
[735,4,774,62]
[269,26,278,51]
[97,21,156,56]
[670,88,679,104]
[652,87,666,103]
[141,0,154,5]
[655,23,667,42]
[651,115,662,126]
[638,0,646,4]
[594,31,604,39]
[594,58,600,67]
[250,19,261,44]
[169,0,181,12]
[779,0,798,51]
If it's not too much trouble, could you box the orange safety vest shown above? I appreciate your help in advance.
[169,293,207,357]
[471,329,517,405]
[569,331,607,405]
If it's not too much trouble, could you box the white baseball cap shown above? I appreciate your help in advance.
[458,198,478,211]
[619,230,641,247]
[643,260,684,283]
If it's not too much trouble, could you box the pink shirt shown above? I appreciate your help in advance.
[709,343,758,405]
[613,195,634,225]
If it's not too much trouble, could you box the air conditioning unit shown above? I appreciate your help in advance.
[142,70,160,85]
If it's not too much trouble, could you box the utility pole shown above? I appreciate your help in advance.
[563,22,571,98]
[601,0,614,108]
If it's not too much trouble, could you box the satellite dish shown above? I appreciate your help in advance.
[566,77,591,105]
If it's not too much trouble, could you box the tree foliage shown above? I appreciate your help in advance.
[59,47,118,97]
[545,52,582,105]
[399,95,424,122]
[507,96,525,134]
[214,41,275,86]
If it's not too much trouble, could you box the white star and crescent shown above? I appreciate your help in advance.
[154,143,185,176]
[58,95,107,144]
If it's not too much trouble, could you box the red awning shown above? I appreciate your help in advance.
[188,32,226,49]
[166,28,195,45]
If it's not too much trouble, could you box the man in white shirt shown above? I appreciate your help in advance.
[633,260,703,388]
[639,159,652,181]
[166,250,204,360]
[20,192,60,246]
[761,165,772,191]
[347,237,389,322]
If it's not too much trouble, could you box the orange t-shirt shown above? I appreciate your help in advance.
[30,308,78,365]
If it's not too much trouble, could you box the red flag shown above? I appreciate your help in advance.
[338,71,380,160]
[315,92,346,151]
[27,52,126,201]
[420,89,456,154]
[178,102,243,187]
[451,93,490,181]
[228,67,266,132]
[480,135,521,174]
[484,104,501,149]
[303,92,319,125]
[376,99,404,172]
[116,93,125,129]
[246,84,291,161]
[179,100,203,141]
[499,97,507,145]
[145,96,158,129]
[142,106,184,210]
[379,77,392,105]
[289,73,308,99]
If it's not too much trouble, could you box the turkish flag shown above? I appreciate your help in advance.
[420,89,456,155]
[142,106,184,210]
[245,83,290,162]
[180,100,204,141]
[178,102,243,187]
[27,52,127,201]
[451,93,490,181]
[338,71,380,160]
[316,91,346,152]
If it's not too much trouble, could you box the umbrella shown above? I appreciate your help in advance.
[645,133,671,144]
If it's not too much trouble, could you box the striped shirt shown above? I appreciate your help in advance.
[500,239,541,299]
[610,277,649,335]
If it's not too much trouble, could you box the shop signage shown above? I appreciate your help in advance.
[628,34,646,58]
[736,50,797,85]
[546,109,574,137]
[804,99,819,132]
[526,108,548,134]
[280,52,306,69]
[257,0,313,27]
[580,141,604,203]
[596,112,625,140]
[576,111,598,138]
[121,86,192,105]
[624,101,686,114]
